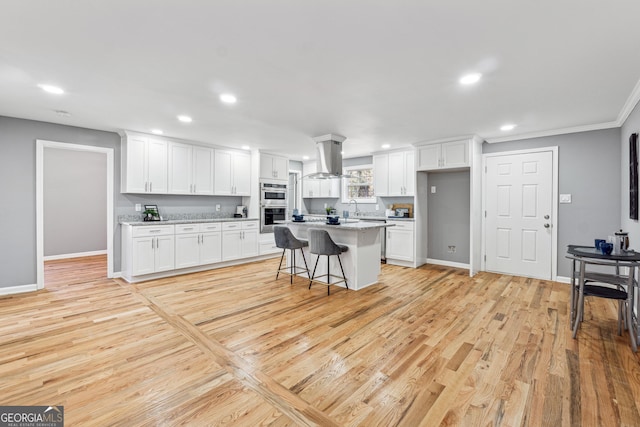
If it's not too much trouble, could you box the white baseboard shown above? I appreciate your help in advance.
[0,283,38,296]
[426,258,470,270]
[44,250,107,261]
[555,275,571,284]
[111,271,122,279]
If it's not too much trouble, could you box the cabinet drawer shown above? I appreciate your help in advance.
[242,221,259,230]
[222,222,242,231]
[132,225,174,237]
[175,224,200,234]
[386,221,414,230]
[200,223,221,232]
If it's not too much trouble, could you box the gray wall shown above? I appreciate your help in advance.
[44,148,107,256]
[621,101,640,250]
[0,115,245,288]
[483,128,621,277]
[427,170,470,263]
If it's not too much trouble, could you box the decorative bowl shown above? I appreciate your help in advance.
[600,242,613,255]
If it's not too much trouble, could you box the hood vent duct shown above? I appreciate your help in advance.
[306,134,346,179]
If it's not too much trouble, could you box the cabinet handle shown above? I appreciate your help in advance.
[145,182,148,192]
[150,182,153,192]
[150,229,161,233]
[201,234,204,244]
[193,184,196,193]
[156,237,159,249]
[151,239,154,249]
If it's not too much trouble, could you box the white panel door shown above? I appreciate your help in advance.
[388,152,405,195]
[132,237,154,275]
[192,147,214,195]
[168,142,192,194]
[485,151,553,279]
[214,150,233,195]
[373,154,389,196]
[233,152,251,195]
[175,234,200,268]
[200,231,222,264]
[154,235,175,272]
[147,138,168,193]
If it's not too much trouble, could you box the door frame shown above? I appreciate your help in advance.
[36,140,114,289]
[481,146,559,281]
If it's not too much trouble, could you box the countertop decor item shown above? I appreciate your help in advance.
[143,205,161,221]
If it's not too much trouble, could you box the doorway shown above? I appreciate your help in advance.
[36,140,114,289]
[483,147,558,280]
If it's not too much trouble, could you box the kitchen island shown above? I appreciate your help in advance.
[282,220,394,290]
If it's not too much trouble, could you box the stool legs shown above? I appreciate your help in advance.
[276,249,286,280]
[309,254,348,295]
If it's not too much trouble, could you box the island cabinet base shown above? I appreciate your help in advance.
[286,223,383,291]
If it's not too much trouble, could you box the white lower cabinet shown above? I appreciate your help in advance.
[386,221,414,262]
[122,220,260,282]
[130,225,175,276]
[174,223,222,268]
[222,221,258,261]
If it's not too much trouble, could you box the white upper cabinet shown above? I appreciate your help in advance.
[169,143,214,195]
[214,149,251,196]
[302,160,339,198]
[192,146,214,195]
[260,153,288,181]
[121,133,168,193]
[417,140,469,171]
[374,150,415,197]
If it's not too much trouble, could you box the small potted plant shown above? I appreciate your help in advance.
[142,209,157,221]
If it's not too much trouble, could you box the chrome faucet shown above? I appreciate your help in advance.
[349,199,360,216]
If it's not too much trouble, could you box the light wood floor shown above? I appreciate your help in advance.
[1,255,639,426]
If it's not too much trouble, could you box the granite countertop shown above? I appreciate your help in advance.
[121,217,259,226]
[302,213,414,222]
[282,219,394,231]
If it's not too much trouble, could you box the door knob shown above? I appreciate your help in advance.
[544,215,549,219]
[544,223,550,228]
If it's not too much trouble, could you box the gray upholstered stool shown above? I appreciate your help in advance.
[274,226,310,284]
[308,228,349,295]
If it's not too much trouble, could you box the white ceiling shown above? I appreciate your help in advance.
[2,1,640,159]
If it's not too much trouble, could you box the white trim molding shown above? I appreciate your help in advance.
[36,140,114,291]
[0,283,38,296]
[426,258,470,270]
[44,250,108,261]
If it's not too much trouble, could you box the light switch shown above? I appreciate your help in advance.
[216,204,221,211]
[135,204,141,212]
[559,194,572,204]
[431,186,436,194]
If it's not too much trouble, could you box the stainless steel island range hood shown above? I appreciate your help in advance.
[306,133,346,179]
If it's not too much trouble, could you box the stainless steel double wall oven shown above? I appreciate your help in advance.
[260,180,287,233]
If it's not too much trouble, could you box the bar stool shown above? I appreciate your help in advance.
[308,228,349,295]
[274,226,310,284]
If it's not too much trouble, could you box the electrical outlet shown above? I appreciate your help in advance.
[135,204,142,212]
[216,204,221,212]
[448,245,456,253]
[431,186,436,194]
[375,204,379,211]
[324,203,327,209]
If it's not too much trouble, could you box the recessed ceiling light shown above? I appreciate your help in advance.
[151,129,164,135]
[177,115,192,123]
[220,93,237,104]
[38,84,64,94]
[302,155,310,160]
[54,110,71,117]
[500,124,517,131]
[241,145,250,150]
[381,144,390,149]
[459,73,482,85]
[341,151,345,155]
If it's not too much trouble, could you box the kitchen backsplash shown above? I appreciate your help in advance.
[118,212,234,223]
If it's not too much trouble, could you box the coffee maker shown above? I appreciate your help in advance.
[236,205,247,218]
